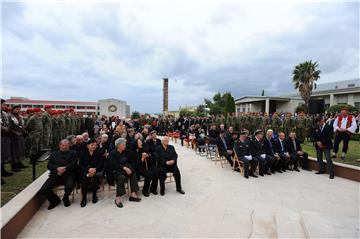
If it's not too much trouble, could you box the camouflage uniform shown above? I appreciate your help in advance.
[25,114,43,160]
[295,114,306,143]
[283,114,295,137]
[271,114,282,134]
[41,111,52,150]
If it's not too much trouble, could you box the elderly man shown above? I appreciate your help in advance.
[287,131,311,171]
[263,129,281,174]
[40,139,77,210]
[216,130,235,167]
[273,132,291,172]
[250,129,274,176]
[108,138,141,208]
[332,106,357,160]
[156,136,185,196]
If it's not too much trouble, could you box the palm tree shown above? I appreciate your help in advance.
[292,60,321,112]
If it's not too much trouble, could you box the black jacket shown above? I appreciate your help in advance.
[106,149,133,185]
[286,137,303,154]
[234,138,251,157]
[263,138,275,156]
[312,124,333,149]
[47,150,77,176]
[250,138,265,157]
[155,144,178,168]
[78,148,104,176]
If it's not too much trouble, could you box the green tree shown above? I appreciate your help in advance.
[131,111,140,119]
[204,92,236,116]
[292,60,321,113]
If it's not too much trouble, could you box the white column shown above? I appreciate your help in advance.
[348,94,355,106]
[265,98,270,114]
[330,94,335,106]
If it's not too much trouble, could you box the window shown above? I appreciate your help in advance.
[77,106,86,109]
[355,102,360,111]
[86,106,96,110]
[21,104,32,108]
[55,105,66,109]
[33,105,43,108]
[67,106,76,109]
[337,95,348,104]
[348,84,355,88]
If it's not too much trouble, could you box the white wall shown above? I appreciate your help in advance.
[98,99,127,118]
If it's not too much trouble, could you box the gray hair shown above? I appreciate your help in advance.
[115,137,127,148]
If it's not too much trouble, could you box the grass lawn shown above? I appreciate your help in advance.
[1,160,48,207]
[302,140,360,167]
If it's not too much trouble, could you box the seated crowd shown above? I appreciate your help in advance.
[41,128,185,210]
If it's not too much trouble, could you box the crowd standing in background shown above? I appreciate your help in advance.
[1,98,359,208]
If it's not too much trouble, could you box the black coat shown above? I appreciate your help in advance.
[216,136,231,154]
[250,138,265,157]
[234,138,251,157]
[106,149,133,185]
[312,124,333,149]
[47,150,77,176]
[155,144,178,168]
[263,138,275,156]
[78,148,104,176]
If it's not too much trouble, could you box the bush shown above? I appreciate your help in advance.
[327,104,357,113]
[295,104,306,113]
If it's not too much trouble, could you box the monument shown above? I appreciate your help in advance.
[163,78,169,115]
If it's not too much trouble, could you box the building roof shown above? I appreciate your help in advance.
[5,97,97,106]
[314,79,360,92]
[234,95,302,103]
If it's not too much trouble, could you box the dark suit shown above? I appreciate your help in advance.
[272,138,291,171]
[216,136,234,166]
[286,137,309,170]
[155,144,182,192]
[40,150,77,204]
[312,124,334,176]
[250,137,274,175]
[263,138,279,173]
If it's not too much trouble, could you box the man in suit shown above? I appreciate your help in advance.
[234,129,258,178]
[313,117,334,179]
[272,132,291,172]
[156,136,185,196]
[263,129,281,174]
[250,129,274,176]
[286,131,311,171]
[216,130,235,168]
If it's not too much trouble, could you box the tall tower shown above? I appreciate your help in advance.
[163,78,168,115]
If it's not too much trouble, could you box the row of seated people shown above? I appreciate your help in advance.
[40,131,185,210]
[215,128,311,179]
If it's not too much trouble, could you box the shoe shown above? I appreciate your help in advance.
[150,190,158,195]
[80,199,87,207]
[332,154,337,158]
[177,189,185,194]
[270,170,276,174]
[249,173,258,178]
[259,172,264,177]
[129,196,141,202]
[315,171,325,175]
[142,191,150,197]
[265,172,271,175]
[302,167,312,171]
[92,195,98,204]
[115,200,123,208]
[294,168,300,172]
[330,175,335,179]
[276,170,283,173]
[244,174,249,179]
[234,168,241,172]
[48,198,61,210]
[160,189,165,196]
[2,170,13,177]
[62,197,70,207]
[340,156,345,160]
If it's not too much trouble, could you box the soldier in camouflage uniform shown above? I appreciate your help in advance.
[262,113,270,133]
[58,111,66,140]
[41,106,53,150]
[25,108,43,162]
[64,111,71,137]
[295,111,306,143]
[305,114,314,142]
[271,112,282,135]
[51,111,61,148]
[283,112,295,137]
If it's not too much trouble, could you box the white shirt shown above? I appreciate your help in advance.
[333,115,357,133]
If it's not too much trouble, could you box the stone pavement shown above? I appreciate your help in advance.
[18,139,359,238]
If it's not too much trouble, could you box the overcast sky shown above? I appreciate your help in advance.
[2,0,359,113]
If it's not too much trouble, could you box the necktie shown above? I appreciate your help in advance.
[280,140,284,152]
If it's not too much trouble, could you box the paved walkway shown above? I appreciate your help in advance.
[19,139,359,238]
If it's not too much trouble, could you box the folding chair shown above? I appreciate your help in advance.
[107,180,131,198]
[233,150,244,176]
[214,146,228,168]
[165,172,175,184]
[206,144,217,160]
[54,185,76,202]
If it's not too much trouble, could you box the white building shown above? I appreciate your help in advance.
[5,97,130,118]
[235,79,360,113]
